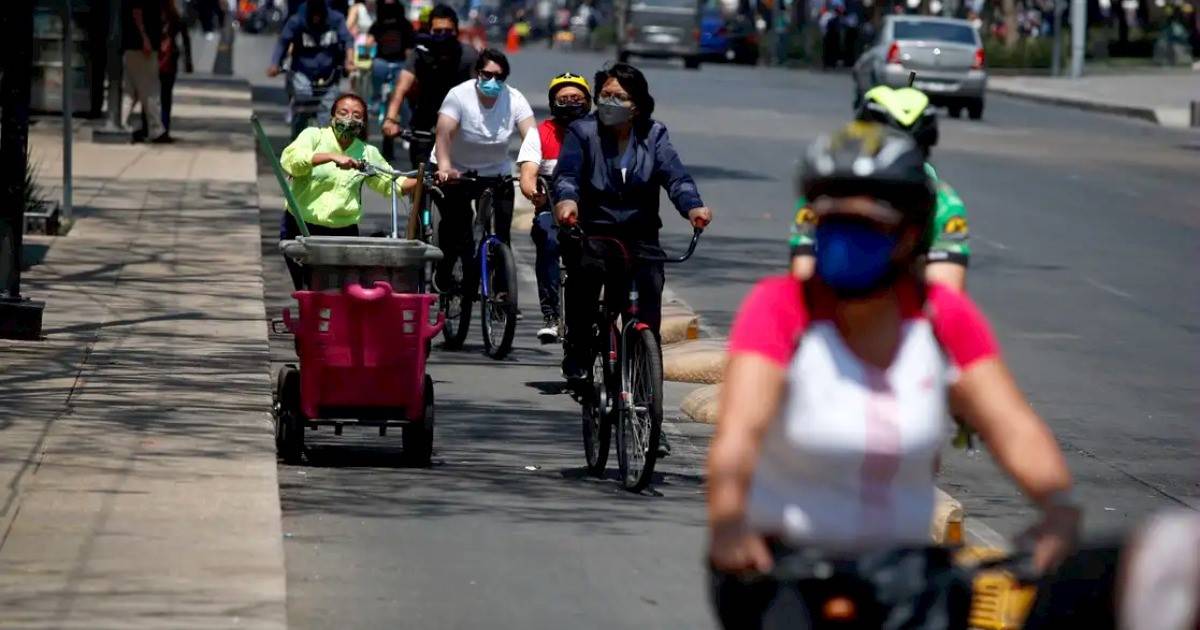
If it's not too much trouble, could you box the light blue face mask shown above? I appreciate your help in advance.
[478,77,505,98]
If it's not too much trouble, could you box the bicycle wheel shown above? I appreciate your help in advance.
[439,249,473,349]
[481,241,518,359]
[581,325,612,476]
[616,327,664,492]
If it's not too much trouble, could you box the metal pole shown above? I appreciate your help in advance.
[1051,0,1063,76]
[93,0,126,142]
[62,0,74,223]
[1069,0,1085,77]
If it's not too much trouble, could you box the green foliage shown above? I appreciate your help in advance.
[983,35,1065,68]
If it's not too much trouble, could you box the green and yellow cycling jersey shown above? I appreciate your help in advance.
[789,163,970,266]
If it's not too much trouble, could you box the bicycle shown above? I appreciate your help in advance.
[434,173,520,360]
[568,226,702,491]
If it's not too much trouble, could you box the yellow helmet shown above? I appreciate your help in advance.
[548,72,591,103]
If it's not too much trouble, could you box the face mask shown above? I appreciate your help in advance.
[477,77,505,98]
[596,98,633,126]
[814,220,901,298]
[551,102,589,122]
[332,116,364,141]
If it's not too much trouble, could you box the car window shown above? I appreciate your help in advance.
[634,0,701,8]
[893,20,977,45]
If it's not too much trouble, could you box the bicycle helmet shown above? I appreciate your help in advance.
[800,121,935,229]
[548,72,592,121]
[856,86,938,155]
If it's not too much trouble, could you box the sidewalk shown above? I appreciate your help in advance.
[0,75,286,628]
[989,70,1198,128]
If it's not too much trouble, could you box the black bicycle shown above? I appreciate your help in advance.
[435,173,519,359]
[568,227,702,491]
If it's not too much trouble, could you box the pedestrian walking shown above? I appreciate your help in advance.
[159,0,194,136]
[123,0,172,143]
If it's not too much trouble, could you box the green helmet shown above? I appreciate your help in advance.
[856,86,939,154]
[799,121,935,230]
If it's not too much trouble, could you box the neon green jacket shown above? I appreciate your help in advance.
[788,162,970,266]
[280,127,401,228]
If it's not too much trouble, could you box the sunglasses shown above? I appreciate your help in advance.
[429,27,455,37]
[555,96,588,106]
[478,70,506,81]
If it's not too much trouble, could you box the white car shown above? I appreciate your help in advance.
[852,16,988,119]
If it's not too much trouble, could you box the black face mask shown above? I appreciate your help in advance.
[551,102,589,122]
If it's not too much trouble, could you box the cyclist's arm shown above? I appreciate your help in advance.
[552,126,585,223]
[434,113,459,174]
[925,182,970,291]
[516,127,543,201]
[280,128,321,177]
[385,69,417,124]
[788,198,817,279]
[270,17,298,68]
[651,126,703,216]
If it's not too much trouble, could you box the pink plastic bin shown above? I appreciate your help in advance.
[282,281,444,421]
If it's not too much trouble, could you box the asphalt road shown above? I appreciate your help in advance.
[228,30,1200,628]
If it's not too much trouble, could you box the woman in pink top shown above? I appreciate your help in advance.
[706,123,1079,628]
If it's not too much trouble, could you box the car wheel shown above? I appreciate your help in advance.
[967,99,984,120]
[684,56,702,70]
[618,50,631,63]
[947,105,963,119]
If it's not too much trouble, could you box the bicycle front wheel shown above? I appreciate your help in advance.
[481,242,518,359]
[582,326,613,476]
[439,249,473,349]
[616,327,664,492]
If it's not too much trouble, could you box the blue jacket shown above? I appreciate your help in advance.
[271,3,353,81]
[553,115,704,245]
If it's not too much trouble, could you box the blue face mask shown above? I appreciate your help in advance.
[478,77,505,98]
[814,220,900,297]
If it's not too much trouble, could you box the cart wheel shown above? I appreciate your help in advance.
[403,375,435,467]
[275,365,305,464]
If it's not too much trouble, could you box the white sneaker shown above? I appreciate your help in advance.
[537,316,559,344]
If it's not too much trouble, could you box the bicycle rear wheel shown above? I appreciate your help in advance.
[439,249,473,349]
[616,327,664,491]
[481,241,518,359]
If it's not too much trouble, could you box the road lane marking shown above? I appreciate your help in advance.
[975,236,1009,251]
[1086,277,1135,300]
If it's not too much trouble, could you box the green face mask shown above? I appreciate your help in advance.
[332,116,364,141]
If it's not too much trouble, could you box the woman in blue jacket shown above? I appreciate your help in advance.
[553,63,713,382]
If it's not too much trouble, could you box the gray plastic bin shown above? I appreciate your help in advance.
[280,236,443,292]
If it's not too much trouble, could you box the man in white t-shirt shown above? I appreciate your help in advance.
[432,49,535,283]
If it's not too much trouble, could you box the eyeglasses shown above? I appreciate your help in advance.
[555,96,588,106]
[478,70,505,81]
[335,109,366,122]
[429,27,455,37]
[598,92,632,105]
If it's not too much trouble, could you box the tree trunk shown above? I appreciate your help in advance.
[1003,0,1020,47]
[0,0,35,298]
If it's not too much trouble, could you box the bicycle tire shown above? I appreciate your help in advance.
[481,242,518,359]
[581,325,613,476]
[439,250,473,349]
[616,327,663,492]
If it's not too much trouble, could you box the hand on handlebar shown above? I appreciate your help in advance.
[554,200,579,227]
[382,119,401,138]
[266,64,281,78]
[709,523,773,574]
[688,206,713,230]
[1028,505,1082,574]
[435,167,461,184]
[331,154,362,170]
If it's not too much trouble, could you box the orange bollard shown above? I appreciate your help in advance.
[506,25,521,53]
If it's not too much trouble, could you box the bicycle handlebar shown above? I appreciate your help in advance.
[564,226,703,265]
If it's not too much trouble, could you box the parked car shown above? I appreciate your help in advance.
[852,15,987,119]
[616,0,705,70]
[699,7,759,64]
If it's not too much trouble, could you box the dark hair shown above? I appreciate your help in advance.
[594,63,654,130]
[331,93,369,141]
[306,0,328,21]
[428,4,459,28]
[474,48,510,80]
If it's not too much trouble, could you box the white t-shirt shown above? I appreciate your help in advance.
[516,129,556,176]
[433,80,534,176]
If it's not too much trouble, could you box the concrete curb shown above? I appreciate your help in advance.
[662,338,727,384]
[988,84,1163,125]
[660,301,701,346]
[679,383,721,424]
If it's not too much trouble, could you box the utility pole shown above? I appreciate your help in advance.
[0,0,45,339]
[1051,0,1064,76]
[93,0,127,144]
[62,0,74,224]
[1069,0,1085,77]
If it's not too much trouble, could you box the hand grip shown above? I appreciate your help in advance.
[345,281,393,302]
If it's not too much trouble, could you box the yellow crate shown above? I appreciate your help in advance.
[960,547,1037,630]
